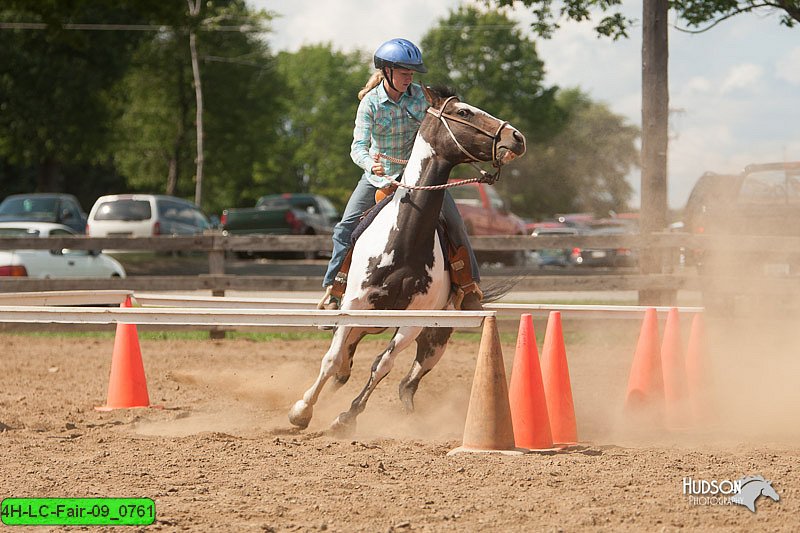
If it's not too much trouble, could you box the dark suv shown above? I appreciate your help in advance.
[684,162,800,275]
[0,193,88,234]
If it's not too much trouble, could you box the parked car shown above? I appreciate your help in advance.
[0,193,88,234]
[684,162,800,275]
[577,220,638,268]
[448,181,528,265]
[0,222,126,278]
[86,194,212,238]
[531,225,583,267]
[221,193,340,259]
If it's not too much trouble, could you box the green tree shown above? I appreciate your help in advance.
[506,89,639,218]
[0,1,178,195]
[486,0,799,38]
[268,45,371,209]
[112,0,283,215]
[419,6,639,219]
[421,6,565,143]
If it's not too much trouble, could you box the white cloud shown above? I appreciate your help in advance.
[719,63,764,94]
[683,76,712,95]
[260,0,460,53]
[775,47,800,85]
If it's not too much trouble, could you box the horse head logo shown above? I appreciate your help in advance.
[731,475,780,513]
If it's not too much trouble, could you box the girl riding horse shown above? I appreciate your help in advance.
[319,38,483,312]
[290,84,526,434]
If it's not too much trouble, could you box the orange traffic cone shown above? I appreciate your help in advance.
[624,308,664,411]
[540,312,578,445]
[685,313,713,423]
[661,308,689,429]
[95,296,151,411]
[449,316,521,455]
[509,314,553,450]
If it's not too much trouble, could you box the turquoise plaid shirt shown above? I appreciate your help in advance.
[350,81,429,188]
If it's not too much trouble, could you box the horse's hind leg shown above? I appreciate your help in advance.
[289,326,365,429]
[332,330,369,389]
[399,326,453,413]
[330,326,422,435]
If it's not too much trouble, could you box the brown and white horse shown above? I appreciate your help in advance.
[289,86,526,434]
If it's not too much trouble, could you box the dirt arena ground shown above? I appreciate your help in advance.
[1,314,798,531]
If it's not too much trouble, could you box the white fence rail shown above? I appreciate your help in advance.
[0,305,492,328]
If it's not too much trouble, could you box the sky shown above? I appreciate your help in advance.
[248,0,800,210]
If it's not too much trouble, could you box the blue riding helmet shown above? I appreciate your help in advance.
[373,38,427,73]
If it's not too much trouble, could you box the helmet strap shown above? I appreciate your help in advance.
[382,67,398,93]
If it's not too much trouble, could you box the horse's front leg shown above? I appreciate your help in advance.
[399,326,453,413]
[288,326,364,429]
[330,326,423,435]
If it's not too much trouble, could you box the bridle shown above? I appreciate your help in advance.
[379,95,512,192]
[427,96,509,177]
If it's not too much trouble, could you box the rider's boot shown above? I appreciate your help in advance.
[317,285,342,331]
[459,282,484,311]
[449,245,484,311]
[317,285,340,311]
[317,255,350,329]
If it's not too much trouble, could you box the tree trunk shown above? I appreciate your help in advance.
[37,156,63,192]
[189,30,204,207]
[639,0,671,306]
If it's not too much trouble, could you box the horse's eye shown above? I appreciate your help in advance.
[457,108,471,118]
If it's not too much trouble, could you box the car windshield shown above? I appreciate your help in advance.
[739,168,800,205]
[0,197,58,217]
[93,200,152,221]
[256,197,291,209]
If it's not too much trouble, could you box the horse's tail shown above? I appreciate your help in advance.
[480,275,522,304]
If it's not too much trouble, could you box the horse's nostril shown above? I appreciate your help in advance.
[513,130,524,143]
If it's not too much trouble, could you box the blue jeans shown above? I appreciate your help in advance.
[322,175,480,287]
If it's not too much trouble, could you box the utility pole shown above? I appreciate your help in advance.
[639,0,671,305]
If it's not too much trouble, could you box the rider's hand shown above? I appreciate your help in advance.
[371,161,385,177]
[381,181,399,194]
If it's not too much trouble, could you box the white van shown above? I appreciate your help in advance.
[87,194,211,237]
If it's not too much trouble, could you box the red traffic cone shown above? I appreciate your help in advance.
[624,308,664,411]
[96,297,151,411]
[509,314,553,450]
[449,316,521,455]
[540,311,578,446]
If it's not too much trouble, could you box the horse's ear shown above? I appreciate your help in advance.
[422,85,440,108]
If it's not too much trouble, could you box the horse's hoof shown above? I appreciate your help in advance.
[329,413,356,437]
[399,381,416,413]
[288,400,313,429]
[399,391,415,414]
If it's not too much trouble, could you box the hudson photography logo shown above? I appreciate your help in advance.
[682,475,781,512]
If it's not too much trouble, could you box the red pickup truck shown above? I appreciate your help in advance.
[448,180,528,265]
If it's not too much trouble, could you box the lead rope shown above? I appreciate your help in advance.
[375,153,500,191]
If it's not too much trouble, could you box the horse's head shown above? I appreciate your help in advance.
[421,86,526,173]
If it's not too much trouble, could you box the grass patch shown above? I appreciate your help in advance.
[1,324,598,345]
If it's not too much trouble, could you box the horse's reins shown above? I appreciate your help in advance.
[378,96,510,192]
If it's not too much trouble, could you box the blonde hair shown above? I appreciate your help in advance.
[358,70,384,100]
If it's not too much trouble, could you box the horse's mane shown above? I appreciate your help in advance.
[425,85,458,100]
